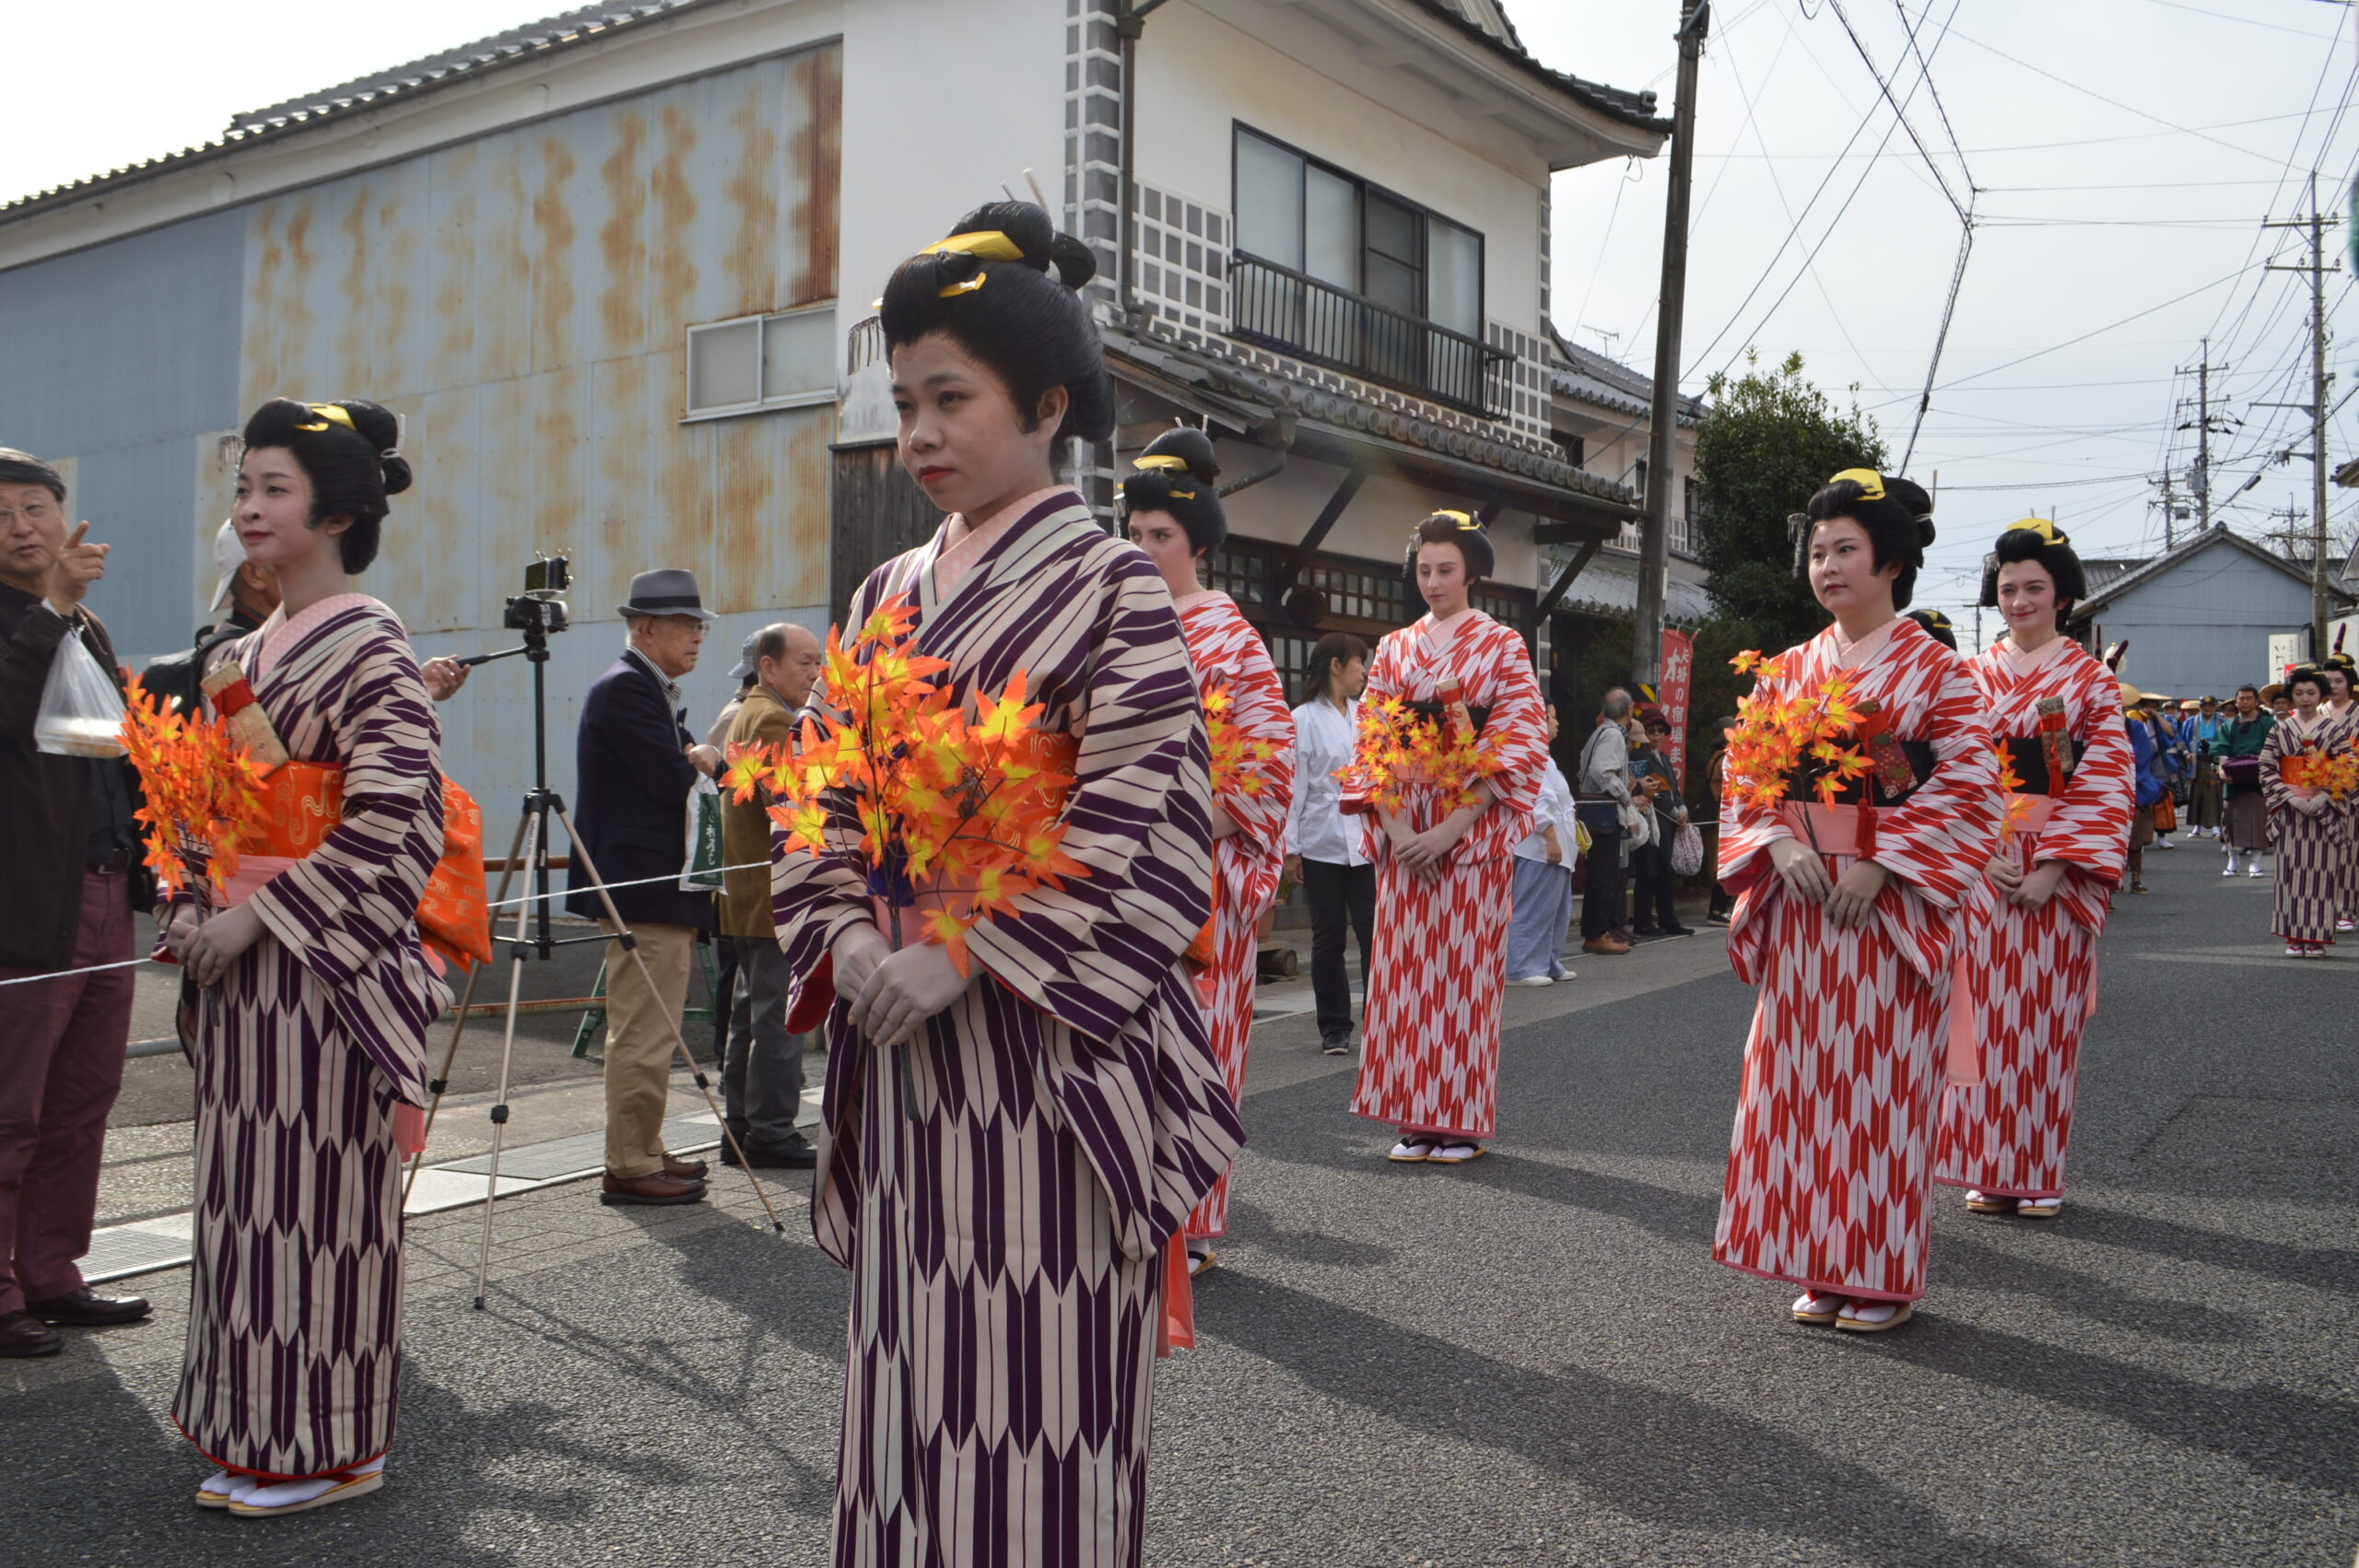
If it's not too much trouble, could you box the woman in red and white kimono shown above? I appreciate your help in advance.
[1347,514,1547,1165]
[1935,519,2134,1221]
[1716,471,1997,1333]
[1123,428,1294,1276]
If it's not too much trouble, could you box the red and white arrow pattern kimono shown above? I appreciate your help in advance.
[1936,636,2133,1201]
[1349,611,1546,1141]
[1715,616,1997,1304]
[1179,592,1294,1239]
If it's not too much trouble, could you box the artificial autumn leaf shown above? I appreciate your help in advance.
[119,680,267,895]
[749,593,1089,965]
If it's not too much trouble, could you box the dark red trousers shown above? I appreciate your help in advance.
[0,871,135,1315]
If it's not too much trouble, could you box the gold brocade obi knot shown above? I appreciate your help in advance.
[258,761,346,857]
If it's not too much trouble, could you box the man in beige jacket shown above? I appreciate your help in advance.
[717,622,824,1167]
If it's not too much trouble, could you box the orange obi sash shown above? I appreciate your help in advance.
[238,760,494,973]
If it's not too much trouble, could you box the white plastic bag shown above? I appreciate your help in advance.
[680,773,725,891]
[34,626,127,758]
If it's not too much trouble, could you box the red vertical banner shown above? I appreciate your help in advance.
[1659,626,1694,788]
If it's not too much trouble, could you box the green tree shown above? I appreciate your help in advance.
[1693,351,1887,652]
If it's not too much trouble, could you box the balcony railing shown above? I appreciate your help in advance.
[1226,252,1511,417]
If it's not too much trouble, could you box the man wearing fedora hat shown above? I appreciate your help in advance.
[569,568,724,1206]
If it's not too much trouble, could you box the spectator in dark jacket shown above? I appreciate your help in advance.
[0,449,155,1357]
[568,569,722,1208]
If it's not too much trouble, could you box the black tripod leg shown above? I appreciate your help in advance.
[553,805,788,1236]
[404,809,530,1209]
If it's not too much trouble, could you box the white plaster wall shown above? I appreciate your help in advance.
[834,0,1070,441]
[1133,2,1546,334]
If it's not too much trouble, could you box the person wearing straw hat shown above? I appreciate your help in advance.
[568,568,723,1207]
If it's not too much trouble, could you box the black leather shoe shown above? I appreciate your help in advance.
[600,1172,707,1206]
[26,1288,151,1327]
[0,1309,62,1357]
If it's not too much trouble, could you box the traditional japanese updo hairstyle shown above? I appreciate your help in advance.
[1904,607,1959,651]
[1403,510,1495,584]
[2285,664,2329,706]
[1978,515,2088,632]
[240,397,410,574]
[1796,468,1935,609]
[878,201,1115,448]
[1119,427,1225,556]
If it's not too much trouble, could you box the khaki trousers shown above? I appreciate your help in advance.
[598,920,696,1179]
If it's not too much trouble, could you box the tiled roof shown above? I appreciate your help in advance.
[1101,317,1638,509]
[1546,548,1716,624]
[1546,330,1705,427]
[0,2,701,222]
[1411,0,1667,131]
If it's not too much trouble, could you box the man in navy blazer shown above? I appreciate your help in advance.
[569,568,723,1207]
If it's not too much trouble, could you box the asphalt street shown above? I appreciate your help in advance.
[6,840,2352,1566]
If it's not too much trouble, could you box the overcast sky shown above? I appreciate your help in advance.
[5,0,2354,643]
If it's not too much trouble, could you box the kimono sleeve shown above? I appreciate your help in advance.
[2036,661,2133,886]
[1456,621,1545,861]
[247,626,445,988]
[1861,648,1997,908]
[2259,720,2299,814]
[963,556,1213,1045]
[1212,614,1296,875]
[1339,633,1408,830]
[1718,659,1799,896]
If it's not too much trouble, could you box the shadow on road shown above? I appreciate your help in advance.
[1199,1270,2063,1568]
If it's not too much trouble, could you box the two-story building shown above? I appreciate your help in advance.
[0,0,1663,804]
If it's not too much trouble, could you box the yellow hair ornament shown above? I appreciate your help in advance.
[2004,515,2064,544]
[296,403,357,435]
[1828,467,1884,500]
[1168,488,1198,500]
[937,276,987,298]
[1132,454,1191,472]
[923,230,1025,263]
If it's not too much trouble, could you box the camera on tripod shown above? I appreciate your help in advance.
[503,552,571,636]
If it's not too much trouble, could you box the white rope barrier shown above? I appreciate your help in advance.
[0,860,781,988]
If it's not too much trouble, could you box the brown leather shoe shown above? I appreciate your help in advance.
[26,1287,150,1327]
[0,1309,62,1358]
[661,1153,709,1181]
[600,1171,707,1207]
[1582,935,1632,956]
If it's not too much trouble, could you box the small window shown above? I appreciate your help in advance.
[1555,434,1585,468]
[1633,458,1649,504]
[686,305,838,420]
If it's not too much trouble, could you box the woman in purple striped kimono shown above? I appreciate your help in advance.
[772,204,1243,1566]
[161,398,445,1517]
[2259,665,2353,957]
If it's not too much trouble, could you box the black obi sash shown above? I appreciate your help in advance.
[1999,735,2079,797]
[1785,739,1935,807]
[1402,699,1492,736]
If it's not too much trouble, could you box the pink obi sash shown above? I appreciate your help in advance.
[2009,794,2060,837]
[1777,801,1870,856]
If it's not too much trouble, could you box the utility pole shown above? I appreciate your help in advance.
[2263,174,2341,654]
[1633,0,1708,686]
[2175,338,2234,535]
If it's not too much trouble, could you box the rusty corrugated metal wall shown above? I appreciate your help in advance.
[235,42,840,802]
